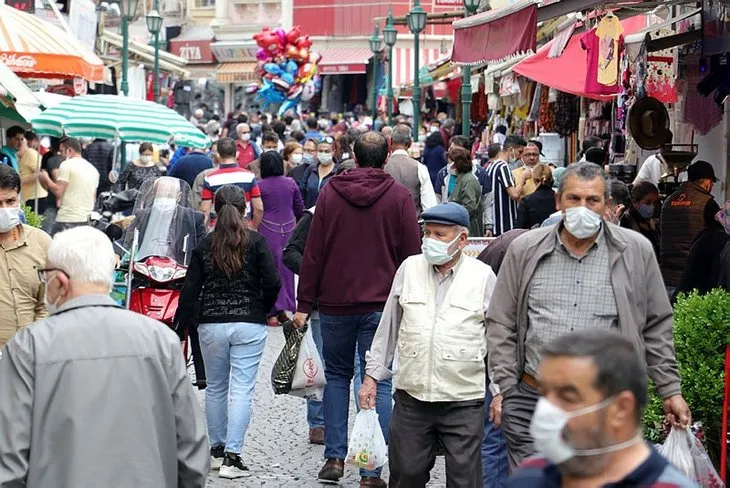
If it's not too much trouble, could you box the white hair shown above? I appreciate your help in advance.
[48,226,115,289]
[456,225,470,237]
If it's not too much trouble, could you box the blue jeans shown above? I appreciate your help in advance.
[199,322,267,454]
[482,384,509,488]
[321,312,392,478]
[307,312,362,428]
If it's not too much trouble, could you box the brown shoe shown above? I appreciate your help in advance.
[309,427,325,445]
[317,458,344,484]
[360,476,387,487]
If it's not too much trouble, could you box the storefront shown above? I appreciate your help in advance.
[210,40,260,113]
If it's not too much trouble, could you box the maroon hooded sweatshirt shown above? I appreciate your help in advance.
[296,167,421,316]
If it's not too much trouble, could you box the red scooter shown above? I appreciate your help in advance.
[129,255,187,326]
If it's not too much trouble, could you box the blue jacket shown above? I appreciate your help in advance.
[300,163,336,208]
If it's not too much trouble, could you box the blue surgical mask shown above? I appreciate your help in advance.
[421,234,462,265]
[318,153,333,165]
[302,153,314,164]
[638,203,655,219]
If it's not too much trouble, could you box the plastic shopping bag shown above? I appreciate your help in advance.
[346,409,388,471]
[271,320,307,395]
[658,427,724,488]
[289,326,326,401]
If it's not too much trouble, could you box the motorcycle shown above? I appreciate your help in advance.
[121,177,207,387]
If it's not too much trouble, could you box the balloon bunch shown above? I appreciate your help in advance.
[252,26,321,116]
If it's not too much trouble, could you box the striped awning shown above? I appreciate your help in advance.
[216,62,258,84]
[318,48,373,75]
[392,47,444,89]
[0,4,104,82]
[101,31,189,78]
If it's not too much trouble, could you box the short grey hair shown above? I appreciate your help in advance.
[541,330,647,422]
[47,226,116,290]
[456,224,469,237]
[391,124,412,147]
[558,162,609,200]
[443,118,456,130]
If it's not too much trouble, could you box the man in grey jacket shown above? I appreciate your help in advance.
[486,162,690,471]
[0,226,209,488]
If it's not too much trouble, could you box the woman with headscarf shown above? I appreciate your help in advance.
[257,151,304,326]
[422,130,447,188]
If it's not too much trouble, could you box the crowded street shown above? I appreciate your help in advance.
[1,0,730,488]
[196,327,446,487]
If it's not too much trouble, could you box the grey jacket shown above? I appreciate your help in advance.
[0,294,209,488]
[486,223,681,399]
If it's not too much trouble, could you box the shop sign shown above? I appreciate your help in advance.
[211,44,258,63]
[435,0,463,5]
[0,53,37,70]
[320,64,367,75]
[170,40,214,64]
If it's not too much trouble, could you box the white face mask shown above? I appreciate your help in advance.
[530,396,642,465]
[140,155,153,164]
[240,133,251,142]
[429,126,439,134]
[291,153,303,165]
[421,233,462,265]
[563,206,602,239]
[318,152,333,166]
[44,275,62,315]
[153,197,177,210]
[0,206,20,233]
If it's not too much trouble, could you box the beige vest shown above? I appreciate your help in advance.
[395,254,490,402]
[385,153,421,213]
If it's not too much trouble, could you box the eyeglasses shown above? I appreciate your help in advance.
[37,268,66,283]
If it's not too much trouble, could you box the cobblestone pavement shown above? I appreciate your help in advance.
[196,326,446,487]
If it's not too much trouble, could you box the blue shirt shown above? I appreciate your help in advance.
[168,151,213,188]
[0,146,19,173]
[304,130,323,143]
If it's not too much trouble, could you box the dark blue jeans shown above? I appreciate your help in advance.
[320,312,392,478]
[482,384,508,488]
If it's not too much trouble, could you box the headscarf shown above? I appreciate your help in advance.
[552,167,567,191]
[716,200,730,234]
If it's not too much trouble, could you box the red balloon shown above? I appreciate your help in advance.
[285,45,299,60]
[286,26,302,46]
[295,36,313,50]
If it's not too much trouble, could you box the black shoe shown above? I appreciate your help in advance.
[210,445,224,471]
[219,452,250,479]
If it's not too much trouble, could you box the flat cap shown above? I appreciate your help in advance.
[420,202,470,228]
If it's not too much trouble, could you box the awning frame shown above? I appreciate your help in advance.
[101,31,189,77]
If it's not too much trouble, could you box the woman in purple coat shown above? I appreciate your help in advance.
[257,151,304,326]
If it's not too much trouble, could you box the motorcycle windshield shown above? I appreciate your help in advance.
[124,176,203,266]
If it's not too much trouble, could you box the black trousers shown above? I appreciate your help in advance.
[388,390,485,488]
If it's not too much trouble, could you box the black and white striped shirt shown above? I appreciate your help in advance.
[485,159,517,236]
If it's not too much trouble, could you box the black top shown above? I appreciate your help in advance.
[41,151,63,206]
[515,186,557,230]
[174,232,281,338]
[82,139,115,193]
[282,210,313,275]
[674,222,728,302]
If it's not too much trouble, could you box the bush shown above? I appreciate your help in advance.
[643,289,730,464]
[21,205,44,229]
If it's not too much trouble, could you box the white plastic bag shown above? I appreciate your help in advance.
[346,409,388,470]
[658,427,724,487]
[658,427,695,480]
[288,327,326,401]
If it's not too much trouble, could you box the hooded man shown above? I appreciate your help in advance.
[293,131,421,488]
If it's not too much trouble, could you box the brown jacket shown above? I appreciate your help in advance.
[486,222,680,399]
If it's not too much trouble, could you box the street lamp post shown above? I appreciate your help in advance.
[382,9,397,126]
[119,0,139,97]
[146,6,163,103]
[407,0,427,140]
[369,23,382,122]
[461,0,480,137]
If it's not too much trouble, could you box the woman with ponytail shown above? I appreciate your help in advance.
[174,184,281,479]
[515,163,557,229]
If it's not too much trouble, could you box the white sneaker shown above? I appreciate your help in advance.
[219,453,250,479]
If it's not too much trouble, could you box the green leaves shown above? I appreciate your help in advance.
[21,205,44,229]
[643,289,730,464]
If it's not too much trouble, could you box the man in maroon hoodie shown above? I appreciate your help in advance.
[293,131,421,487]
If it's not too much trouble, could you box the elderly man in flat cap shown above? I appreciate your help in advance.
[360,202,498,488]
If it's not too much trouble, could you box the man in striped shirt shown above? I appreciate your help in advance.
[200,138,263,230]
[484,135,530,236]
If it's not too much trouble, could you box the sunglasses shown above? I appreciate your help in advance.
[321,136,335,145]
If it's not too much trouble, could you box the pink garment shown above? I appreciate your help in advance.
[683,63,723,135]
[580,28,623,95]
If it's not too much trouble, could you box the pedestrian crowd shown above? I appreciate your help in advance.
[0,105,727,488]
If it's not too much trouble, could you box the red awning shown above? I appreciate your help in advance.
[318,48,373,75]
[451,0,537,66]
[512,15,647,100]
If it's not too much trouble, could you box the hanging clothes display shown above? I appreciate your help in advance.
[555,92,579,137]
[581,14,625,95]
